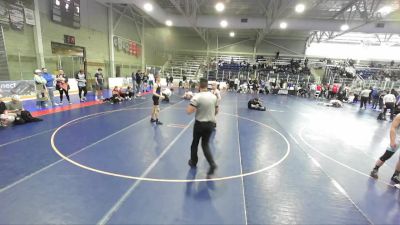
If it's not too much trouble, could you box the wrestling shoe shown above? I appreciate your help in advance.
[370,169,379,179]
[188,160,197,168]
[391,175,400,184]
[207,164,218,176]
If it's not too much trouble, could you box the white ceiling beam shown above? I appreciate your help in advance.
[168,0,207,43]
[96,1,139,24]
[332,0,360,19]
[113,6,128,31]
[128,6,142,42]
[254,0,281,49]
[262,39,303,55]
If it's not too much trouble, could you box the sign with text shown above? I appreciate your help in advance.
[0,80,36,98]
[9,3,24,30]
[113,36,141,57]
[24,8,35,26]
[0,1,9,26]
[64,35,76,45]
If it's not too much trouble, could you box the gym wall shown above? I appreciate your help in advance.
[3,0,144,81]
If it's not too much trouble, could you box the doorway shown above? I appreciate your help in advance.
[51,42,86,77]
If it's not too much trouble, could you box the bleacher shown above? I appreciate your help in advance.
[163,53,207,81]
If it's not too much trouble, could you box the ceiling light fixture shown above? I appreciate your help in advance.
[215,2,225,12]
[295,3,305,13]
[340,24,349,31]
[220,20,228,28]
[280,22,287,29]
[144,3,153,12]
[166,20,173,26]
[229,32,235,37]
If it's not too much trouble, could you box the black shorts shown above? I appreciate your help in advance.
[152,95,160,106]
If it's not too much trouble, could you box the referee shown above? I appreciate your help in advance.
[186,78,218,176]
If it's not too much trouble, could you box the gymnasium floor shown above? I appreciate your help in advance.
[0,90,399,225]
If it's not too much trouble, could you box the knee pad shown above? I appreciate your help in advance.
[380,150,395,162]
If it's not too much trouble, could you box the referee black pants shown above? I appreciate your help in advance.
[191,121,216,166]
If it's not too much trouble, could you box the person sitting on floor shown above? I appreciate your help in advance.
[248,98,266,111]
[109,86,123,104]
[182,90,194,100]
[324,99,343,108]
[162,88,172,103]
[0,98,15,127]
[6,95,42,125]
[125,86,135,100]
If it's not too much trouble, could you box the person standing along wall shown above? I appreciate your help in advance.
[33,69,48,109]
[76,69,88,102]
[135,71,142,96]
[56,70,71,105]
[42,68,57,107]
[94,68,105,100]
[131,70,139,95]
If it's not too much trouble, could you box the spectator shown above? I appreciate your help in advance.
[371,88,379,109]
[135,71,142,96]
[359,88,371,109]
[131,70,139,91]
[148,72,155,90]
[33,69,48,109]
[56,70,71,105]
[110,86,123,104]
[75,69,87,102]
[125,86,134,100]
[383,91,396,120]
[0,98,14,127]
[6,95,42,124]
[142,73,149,93]
[169,74,174,87]
[42,68,57,107]
[94,68,105,100]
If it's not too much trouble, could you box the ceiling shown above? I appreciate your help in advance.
[99,0,400,44]
[153,0,399,20]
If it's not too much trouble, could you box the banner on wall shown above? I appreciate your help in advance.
[0,80,36,98]
[0,1,9,25]
[113,36,141,57]
[9,3,24,30]
[24,8,35,26]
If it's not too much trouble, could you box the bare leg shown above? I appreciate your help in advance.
[151,106,156,120]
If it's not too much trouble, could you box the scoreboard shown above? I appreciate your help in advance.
[52,0,80,28]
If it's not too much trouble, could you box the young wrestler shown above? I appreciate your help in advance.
[150,74,164,125]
